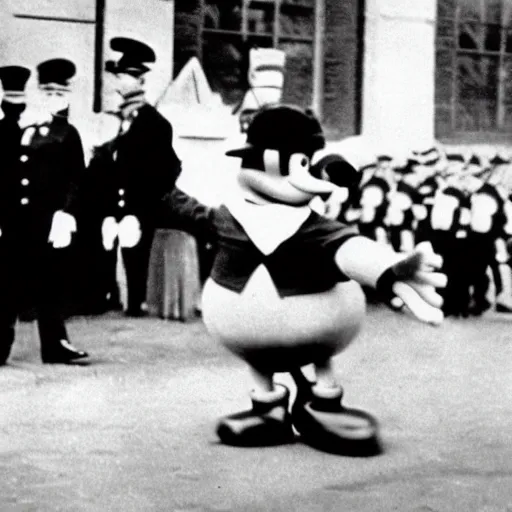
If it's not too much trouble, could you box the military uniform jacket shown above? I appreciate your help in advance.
[0,115,85,244]
[165,188,359,297]
[79,104,181,226]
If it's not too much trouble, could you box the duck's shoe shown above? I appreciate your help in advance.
[216,384,295,447]
[291,370,381,456]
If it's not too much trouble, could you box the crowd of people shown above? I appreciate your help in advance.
[330,147,512,318]
[0,36,181,366]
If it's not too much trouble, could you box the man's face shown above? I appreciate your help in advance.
[114,72,142,97]
[40,89,70,115]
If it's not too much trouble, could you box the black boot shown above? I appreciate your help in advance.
[495,302,512,313]
[41,339,89,364]
[0,343,13,366]
[468,298,491,316]
[290,369,381,457]
[1,325,16,366]
[216,384,295,447]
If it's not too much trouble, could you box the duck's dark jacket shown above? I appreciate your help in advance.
[163,188,360,297]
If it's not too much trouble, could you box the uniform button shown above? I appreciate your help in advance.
[118,200,125,207]
[20,155,28,162]
[118,189,125,196]
[21,178,29,186]
[21,197,29,205]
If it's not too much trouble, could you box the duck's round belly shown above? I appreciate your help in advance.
[202,265,366,369]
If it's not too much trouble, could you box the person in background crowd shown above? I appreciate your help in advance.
[358,175,390,246]
[485,155,512,313]
[375,153,395,187]
[386,177,421,253]
[0,61,88,365]
[430,178,470,317]
[81,37,182,317]
[493,187,512,313]
[466,182,505,316]
[411,146,445,245]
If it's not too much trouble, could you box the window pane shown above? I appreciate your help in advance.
[202,33,245,105]
[458,21,501,51]
[203,0,243,31]
[279,1,314,39]
[459,0,502,24]
[202,33,274,106]
[198,0,313,108]
[503,0,512,27]
[506,29,512,50]
[502,56,512,128]
[279,41,313,107]
[282,0,315,6]
[247,0,276,36]
[455,54,499,130]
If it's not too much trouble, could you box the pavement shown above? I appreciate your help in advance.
[1,306,512,512]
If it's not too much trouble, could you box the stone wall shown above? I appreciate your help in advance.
[361,0,437,155]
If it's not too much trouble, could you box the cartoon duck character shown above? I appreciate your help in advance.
[166,104,445,456]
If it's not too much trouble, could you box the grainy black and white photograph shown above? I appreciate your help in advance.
[1,0,512,510]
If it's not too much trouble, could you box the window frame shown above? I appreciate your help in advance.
[436,0,512,142]
[197,0,315,107]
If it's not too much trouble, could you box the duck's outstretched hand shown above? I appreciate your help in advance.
[376,242,447,325]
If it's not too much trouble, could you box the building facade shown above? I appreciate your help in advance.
[0,0,175,151]
[0,0,511,155]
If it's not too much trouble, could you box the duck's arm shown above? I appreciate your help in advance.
[335,237,447,325]
[160,187,215,239]
[334,236,404,289]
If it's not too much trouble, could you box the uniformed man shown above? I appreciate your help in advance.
[83,37,182,317]
[430,185,470,317]
[467,182,504,316]
[0,61,88,365]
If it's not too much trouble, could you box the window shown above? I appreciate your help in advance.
[198,0,315,107]
[436,0,512,140]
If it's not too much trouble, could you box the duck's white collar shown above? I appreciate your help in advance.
[226,198,311,255]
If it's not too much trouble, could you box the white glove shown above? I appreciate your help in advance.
[323,188,349,220]
[101,216,119,251]
[48,211,77,248]
[118,215,142,248]
[377,242,447,325]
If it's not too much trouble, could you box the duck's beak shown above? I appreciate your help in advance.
[238,169,314,205]
[287,153,340,195]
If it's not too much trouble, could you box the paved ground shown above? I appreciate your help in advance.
[1,306,512,512]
